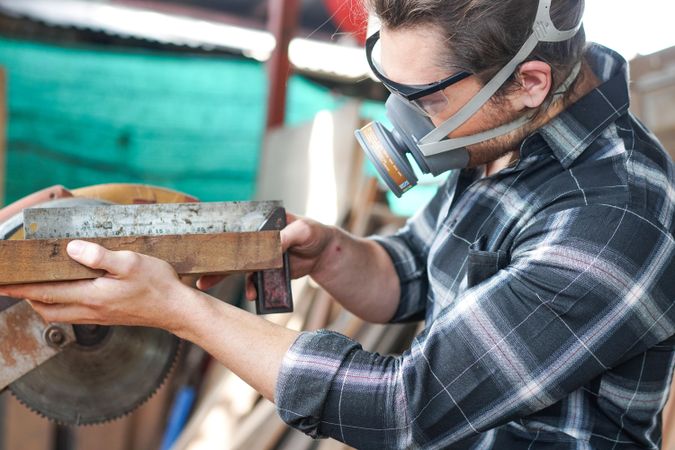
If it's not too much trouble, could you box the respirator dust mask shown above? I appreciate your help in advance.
[355,0,584,197]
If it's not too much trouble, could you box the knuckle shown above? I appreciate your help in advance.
[118,251,142,275]
[30,304,56,322]
[281,221,300,245]
[81,296,101,309]
[297,218,312,231]
[36,293,56,304]
[301,220,318,241]
[84,245,106,267]
[291,220,313,241]
[39,311,56,322]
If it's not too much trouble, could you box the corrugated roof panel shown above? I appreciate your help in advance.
[0,0,371,80]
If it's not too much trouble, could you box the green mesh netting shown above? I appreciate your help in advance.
[0,37,341,204]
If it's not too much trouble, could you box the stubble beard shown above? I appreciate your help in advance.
[462,64,592,168]
[463,95,566,168]
[464,100,539,168]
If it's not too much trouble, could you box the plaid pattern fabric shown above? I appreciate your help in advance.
[275,44,675,449]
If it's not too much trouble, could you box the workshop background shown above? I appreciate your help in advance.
[0,1,673,450]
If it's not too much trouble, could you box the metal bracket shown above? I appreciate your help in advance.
[0,301,75,391]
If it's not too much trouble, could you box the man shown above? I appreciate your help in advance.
[2,0,674,448]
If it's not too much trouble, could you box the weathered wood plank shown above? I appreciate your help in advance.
[0,231,282,285]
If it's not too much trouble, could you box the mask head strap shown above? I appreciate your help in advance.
[418,0,583,157]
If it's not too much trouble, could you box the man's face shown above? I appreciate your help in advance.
[378,26,525,164]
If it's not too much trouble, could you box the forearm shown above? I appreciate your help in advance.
[173,287,298,402]
[169,228,400,404]
[312,227,400,323]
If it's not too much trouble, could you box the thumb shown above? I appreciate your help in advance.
[196,274,226,291]
[280,219,315,252]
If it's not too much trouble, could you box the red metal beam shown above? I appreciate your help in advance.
[266,0,301,130]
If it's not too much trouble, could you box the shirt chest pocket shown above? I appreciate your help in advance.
[467,237,510,288]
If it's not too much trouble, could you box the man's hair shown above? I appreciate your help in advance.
[365,0,586,107]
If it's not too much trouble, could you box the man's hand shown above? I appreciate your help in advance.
[198,213,337,300]
[0,239,300,403]
[198,211,400,323]
[0,240,194,334]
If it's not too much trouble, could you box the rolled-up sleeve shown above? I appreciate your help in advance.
[275,205,675,449]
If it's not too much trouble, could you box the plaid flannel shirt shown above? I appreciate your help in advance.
[275,44,675,449]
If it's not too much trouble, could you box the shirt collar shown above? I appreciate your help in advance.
[530,44,631,169]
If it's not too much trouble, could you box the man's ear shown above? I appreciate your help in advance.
[510,61,552,110]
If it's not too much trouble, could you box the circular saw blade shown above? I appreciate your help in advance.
[10,326,180,425]
[2,195,181,425]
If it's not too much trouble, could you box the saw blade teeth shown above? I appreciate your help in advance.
[9,338,183,426]
[4,198,183,426]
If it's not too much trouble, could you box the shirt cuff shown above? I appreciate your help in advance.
[275,330,361,439]
[370,235,427,323]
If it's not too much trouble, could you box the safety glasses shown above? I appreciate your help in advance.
[366,30,472,116]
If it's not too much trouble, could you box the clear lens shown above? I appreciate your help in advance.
[412,91,450,117]
[369,37,451,117]
[369,39,386,76]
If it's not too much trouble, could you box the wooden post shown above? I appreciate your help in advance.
[629,47,675,159]
[0,231,283,285]
[265,0,300,130]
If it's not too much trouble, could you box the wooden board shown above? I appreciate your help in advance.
[257,101,362,224]
[0,231,282,285]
